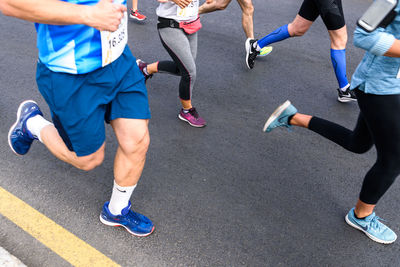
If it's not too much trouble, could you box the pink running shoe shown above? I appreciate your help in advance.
[136,59,153,82]
[178,108,206,128]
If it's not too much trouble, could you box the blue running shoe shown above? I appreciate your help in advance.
[263,100,297,132]
[345,208,397,244]
[8,100,43,155]
[100,201,154,237]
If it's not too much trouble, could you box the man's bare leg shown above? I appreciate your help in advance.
[237,0,254,38]
[111,118,150,187]
[40,125,105,171]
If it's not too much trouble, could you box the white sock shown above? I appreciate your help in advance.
[108,180,137,215]
[256,44,261,52]
[26,115,53,143]
[340,84,350,92]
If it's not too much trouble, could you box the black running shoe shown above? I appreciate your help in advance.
[245,38,258,69]
[337,87,357,103]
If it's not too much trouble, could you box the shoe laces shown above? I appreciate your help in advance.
[188,108,199,119]
[249,48,258,61]
[125,210,140,225]
[370,216,384,231]
[15,126,35,141]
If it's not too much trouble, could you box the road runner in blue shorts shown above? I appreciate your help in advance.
[1,0,154,236]
[245,0,355,103]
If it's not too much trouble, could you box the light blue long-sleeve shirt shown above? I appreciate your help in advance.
[351,3,400,95]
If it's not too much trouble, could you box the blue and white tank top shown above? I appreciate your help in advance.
[35,0,127,74]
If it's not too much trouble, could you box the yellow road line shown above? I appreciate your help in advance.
[0,186,120,267]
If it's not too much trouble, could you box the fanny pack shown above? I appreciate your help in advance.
[157,16,202,35]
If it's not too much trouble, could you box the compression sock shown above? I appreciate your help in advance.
[108,180,137,215]
[330,49,350,91]
[26,115,53,143]
[256,24,291,50]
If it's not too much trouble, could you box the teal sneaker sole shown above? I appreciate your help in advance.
[263,100,291,132]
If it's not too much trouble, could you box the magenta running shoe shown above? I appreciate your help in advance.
[136,59,153,82]
[178,108,206,128]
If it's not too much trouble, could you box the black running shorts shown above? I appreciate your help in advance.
[298,0,345,30]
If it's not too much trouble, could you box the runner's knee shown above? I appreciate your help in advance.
[289,23,308,36]
[182,68,196,82]
[75,148,105,171]
[240,0,254,16]
[118,128,150,156]
[349,142,373,154]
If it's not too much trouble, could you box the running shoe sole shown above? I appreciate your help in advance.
[263,100,291,132]
[8,100,37,155]
[129,14,146,21]
[345,214,397,244]
[337,96,357,103]
[178,114,206,128]
[99,215,155,237]
[258,46,273,57]
[245,38,252,69]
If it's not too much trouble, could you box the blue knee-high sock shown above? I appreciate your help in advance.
[257,24,291,48]
[330,49,349,89]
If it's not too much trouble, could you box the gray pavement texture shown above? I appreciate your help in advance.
[0,247,26,267]
[1,0,400,266]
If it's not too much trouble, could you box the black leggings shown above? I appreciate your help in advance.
[309,89,400,204]
[298,0,345,30]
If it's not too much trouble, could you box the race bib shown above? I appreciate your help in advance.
[177,0,199,19]
[100,11,128,67]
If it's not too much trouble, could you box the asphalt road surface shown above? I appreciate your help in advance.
[2,0,400,266]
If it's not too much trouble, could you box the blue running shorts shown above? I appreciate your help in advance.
[36,45,151,157]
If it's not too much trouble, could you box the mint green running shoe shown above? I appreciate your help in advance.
[345,208,397,244]
[259,46,273,57]
[263,100,297,132]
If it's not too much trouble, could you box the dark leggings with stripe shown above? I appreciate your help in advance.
[157,27,197,101]
[309,89,400,204]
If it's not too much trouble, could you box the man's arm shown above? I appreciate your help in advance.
[0,0,126,32]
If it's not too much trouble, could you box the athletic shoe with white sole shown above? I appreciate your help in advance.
[8,100,42,155]
[136,59,153,82]
[129,9,146,21]
[345,208,397,244]
[245,38,258,69]
[100,201,154,237]
[263,100,298,132]
[337,87,357,103]
[178,107,206,128]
